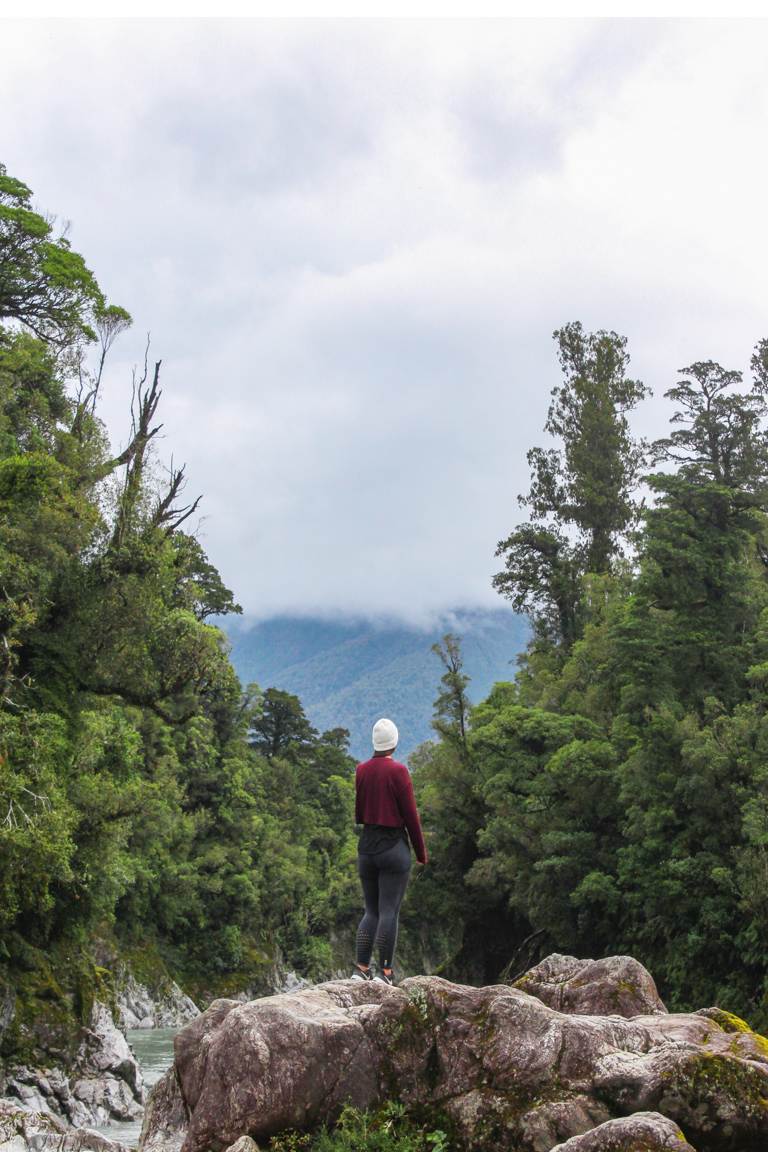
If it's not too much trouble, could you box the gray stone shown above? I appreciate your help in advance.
[77,1005,143,1096]
[70,1079,141,1127]
[116,976,198,1032]
[517,1098,613,1152]
[0,1101,131,1152]
[5,1001,144,1130]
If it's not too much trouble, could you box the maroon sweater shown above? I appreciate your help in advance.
[355,756,428,864]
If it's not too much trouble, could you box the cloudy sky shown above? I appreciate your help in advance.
[2,19,768,624]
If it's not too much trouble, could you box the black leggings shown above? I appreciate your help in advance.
[355,838,411,971]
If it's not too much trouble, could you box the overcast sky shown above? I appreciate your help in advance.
[3,19,768,625]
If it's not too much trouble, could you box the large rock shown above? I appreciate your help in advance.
[515,953,667,1018]
[139,968,768,1152]
[550,1111,698,1150]
[0,1099,131,1152]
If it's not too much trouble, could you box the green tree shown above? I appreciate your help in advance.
[249,688,318,759]
[431,633,470,755]
[527,322,649,570]
[171,533,243,621]
[493,524,583,649]
[494,322,649,650]
[653,355,768,496]
[0,163,108,346]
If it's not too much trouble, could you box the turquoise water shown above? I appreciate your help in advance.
[95,1027,178,1149]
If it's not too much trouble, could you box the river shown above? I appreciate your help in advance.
[96,1027,178,1149]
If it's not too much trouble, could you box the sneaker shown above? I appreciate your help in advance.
[374,971,395,986]
[351,965,373,981]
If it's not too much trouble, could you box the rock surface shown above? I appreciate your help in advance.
[116,975,198,1031]
[0,1100,131,1152]
[550,1111,697,1150]
[139,961,768,1152]
[138,1069,187,1152]
[2,1003,144,1129]
[221,1138,259,1152]
[515,953,667,1018]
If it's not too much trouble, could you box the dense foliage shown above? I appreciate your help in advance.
[0,165,360,1039]
[410,329,768,1028]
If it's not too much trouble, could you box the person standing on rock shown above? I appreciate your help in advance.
[352,717,428,986]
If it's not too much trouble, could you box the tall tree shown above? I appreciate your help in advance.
[652,355,768,497]
[528,322,650,570]
[494,322,649,650]
[431,633,471,756]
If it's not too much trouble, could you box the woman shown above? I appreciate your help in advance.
[352,717,428,985]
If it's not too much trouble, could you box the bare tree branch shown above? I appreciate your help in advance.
[93,343,163,484]
[152,459,203,535]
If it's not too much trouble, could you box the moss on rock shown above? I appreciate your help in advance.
[697,1007,768,1060]
[0,935,114,1068]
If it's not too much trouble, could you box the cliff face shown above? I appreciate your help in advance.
[140,954,768,1152]
[0,939,200,1132]
[1,998,145,1130]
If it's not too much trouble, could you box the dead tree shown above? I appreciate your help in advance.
[107,348,202,549]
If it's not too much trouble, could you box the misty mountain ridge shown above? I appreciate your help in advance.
[222,608,528,760]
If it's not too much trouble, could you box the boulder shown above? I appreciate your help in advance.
[550,1111,698,1150]
[138,969,768,1152]
[69,1077,141,1127]
[68,1002,143,1126]
[514,954,667,1018]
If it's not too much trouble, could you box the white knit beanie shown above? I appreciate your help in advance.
[372,717,398,752]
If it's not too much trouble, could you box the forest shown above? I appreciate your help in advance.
[2,158,768,1078]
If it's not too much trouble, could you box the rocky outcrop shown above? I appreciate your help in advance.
[138,963,768,1152]
[2,1003,144,1129]
[0,1100,131,1152]
[116,974,198,1031]
[514,953,667,1018]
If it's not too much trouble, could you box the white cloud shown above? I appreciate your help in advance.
[2,19,767,622]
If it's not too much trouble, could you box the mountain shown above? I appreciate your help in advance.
[221,609,528,760]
